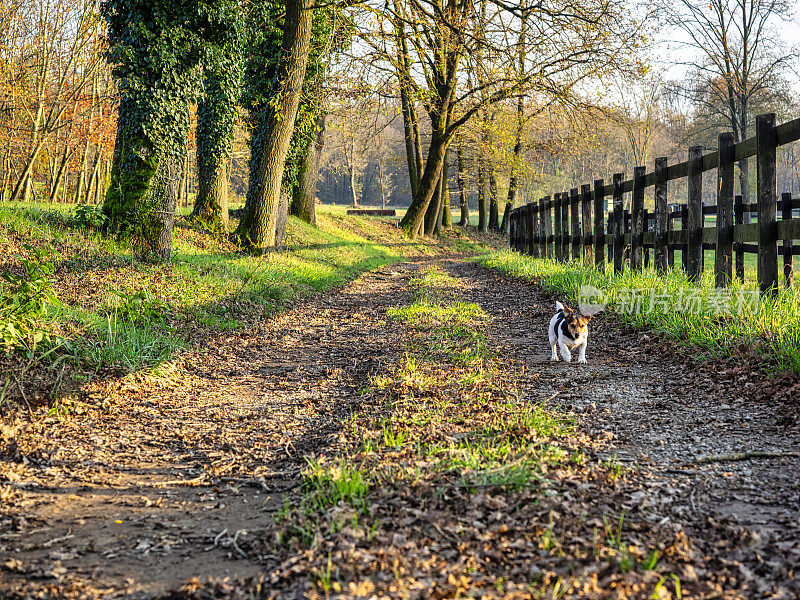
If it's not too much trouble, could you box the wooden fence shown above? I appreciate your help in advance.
[509,113,800,293]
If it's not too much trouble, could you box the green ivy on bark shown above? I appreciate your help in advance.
[241,1,339,204]
[101,0,240,259]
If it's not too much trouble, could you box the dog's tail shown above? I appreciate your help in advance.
[555,300,564,312]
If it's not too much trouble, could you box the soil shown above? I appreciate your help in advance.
[2,255,799,599]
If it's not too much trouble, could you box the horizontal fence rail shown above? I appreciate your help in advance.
[509,113,800,293]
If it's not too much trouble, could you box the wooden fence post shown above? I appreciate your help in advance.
[525,202,533,256]
[734,195,745,281]
[654,157,668,273]
[581,184,592,263]
[613,172,624,273]
[593,179,605,268]
[553,193,560,259]
[607,216,613,266]
[562,193,568,259]
[561,192,570,260]
[525,203,531,254]
[533,199,542,258]
[556,192,564,259]
[643,209,650,268]
[687,145,703,280]
[667,205,676,268]
[782,192,793,287]
[757,113,778,294]
[624,209,631,265]
[681,205,689,272]
[716,132,735,287]
[571,188,581,260]
[544,196,553,259]
[631,166,645,270]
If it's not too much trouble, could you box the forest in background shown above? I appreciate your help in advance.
[1,0,798,247]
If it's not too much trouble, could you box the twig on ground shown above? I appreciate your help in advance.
[134,474,207,488]
[689,488,698,514]
[41,530,74,548]
[218,476,271,491]
[693,450,800,464]
[231,529,248,558]
[12,374,32,415]
[213,528,228,547]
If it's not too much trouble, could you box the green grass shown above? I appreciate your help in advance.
[481,250,800,372]
[382,265,575,490]
[1,203,494,389]
[77,315,186,373]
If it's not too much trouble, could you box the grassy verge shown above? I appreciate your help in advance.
[480,251,800,372]
[269,265,690,599]
[0,203,495,409]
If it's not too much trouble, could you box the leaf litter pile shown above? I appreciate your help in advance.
[2,257,799,599]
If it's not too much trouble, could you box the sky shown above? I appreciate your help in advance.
[653,9,800,92]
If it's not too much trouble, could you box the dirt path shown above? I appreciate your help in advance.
[1,260,421,598]
[2,256,799,598]
[441,259,800,596]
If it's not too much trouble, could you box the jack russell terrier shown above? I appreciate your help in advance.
[548,301,593,364]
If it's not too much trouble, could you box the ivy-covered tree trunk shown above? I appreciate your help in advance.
[192,54,240,233]
[192,157,229,232]
[237,0,313,251]
[105,100,182,262]
[291,112,325,225]
[101,0,238,262]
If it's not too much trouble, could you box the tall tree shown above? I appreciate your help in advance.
[192,20,242,233]
[662,0,797,207]
[368,0,642,239]
[456,136,470,226]
[102,0,238,261]
[239,0,336,244]
[235,0,314,251]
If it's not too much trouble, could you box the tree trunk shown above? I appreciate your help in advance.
[104,100,182,262]
[193,66,238,232]
[236,0,314,251]
[456,141,469,226]
[393,4,422,200]
[501,88,525,234]
[477,159,488,232]
[94,160,108,206]
[86,149,102,206]
[349,165,357,208]
[291,111,325,225]
[275,192,289,248]
[378,156,386,209]
[1,150,11,201]
[49,144,70,204]
[424,170,442,236]
[441,148,451,228]
[192,156,229,231]
[9,141,44,203]
[400,131,449,239]
[488,171,499,231]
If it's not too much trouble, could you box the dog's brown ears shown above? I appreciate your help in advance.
[562,304,575,315]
